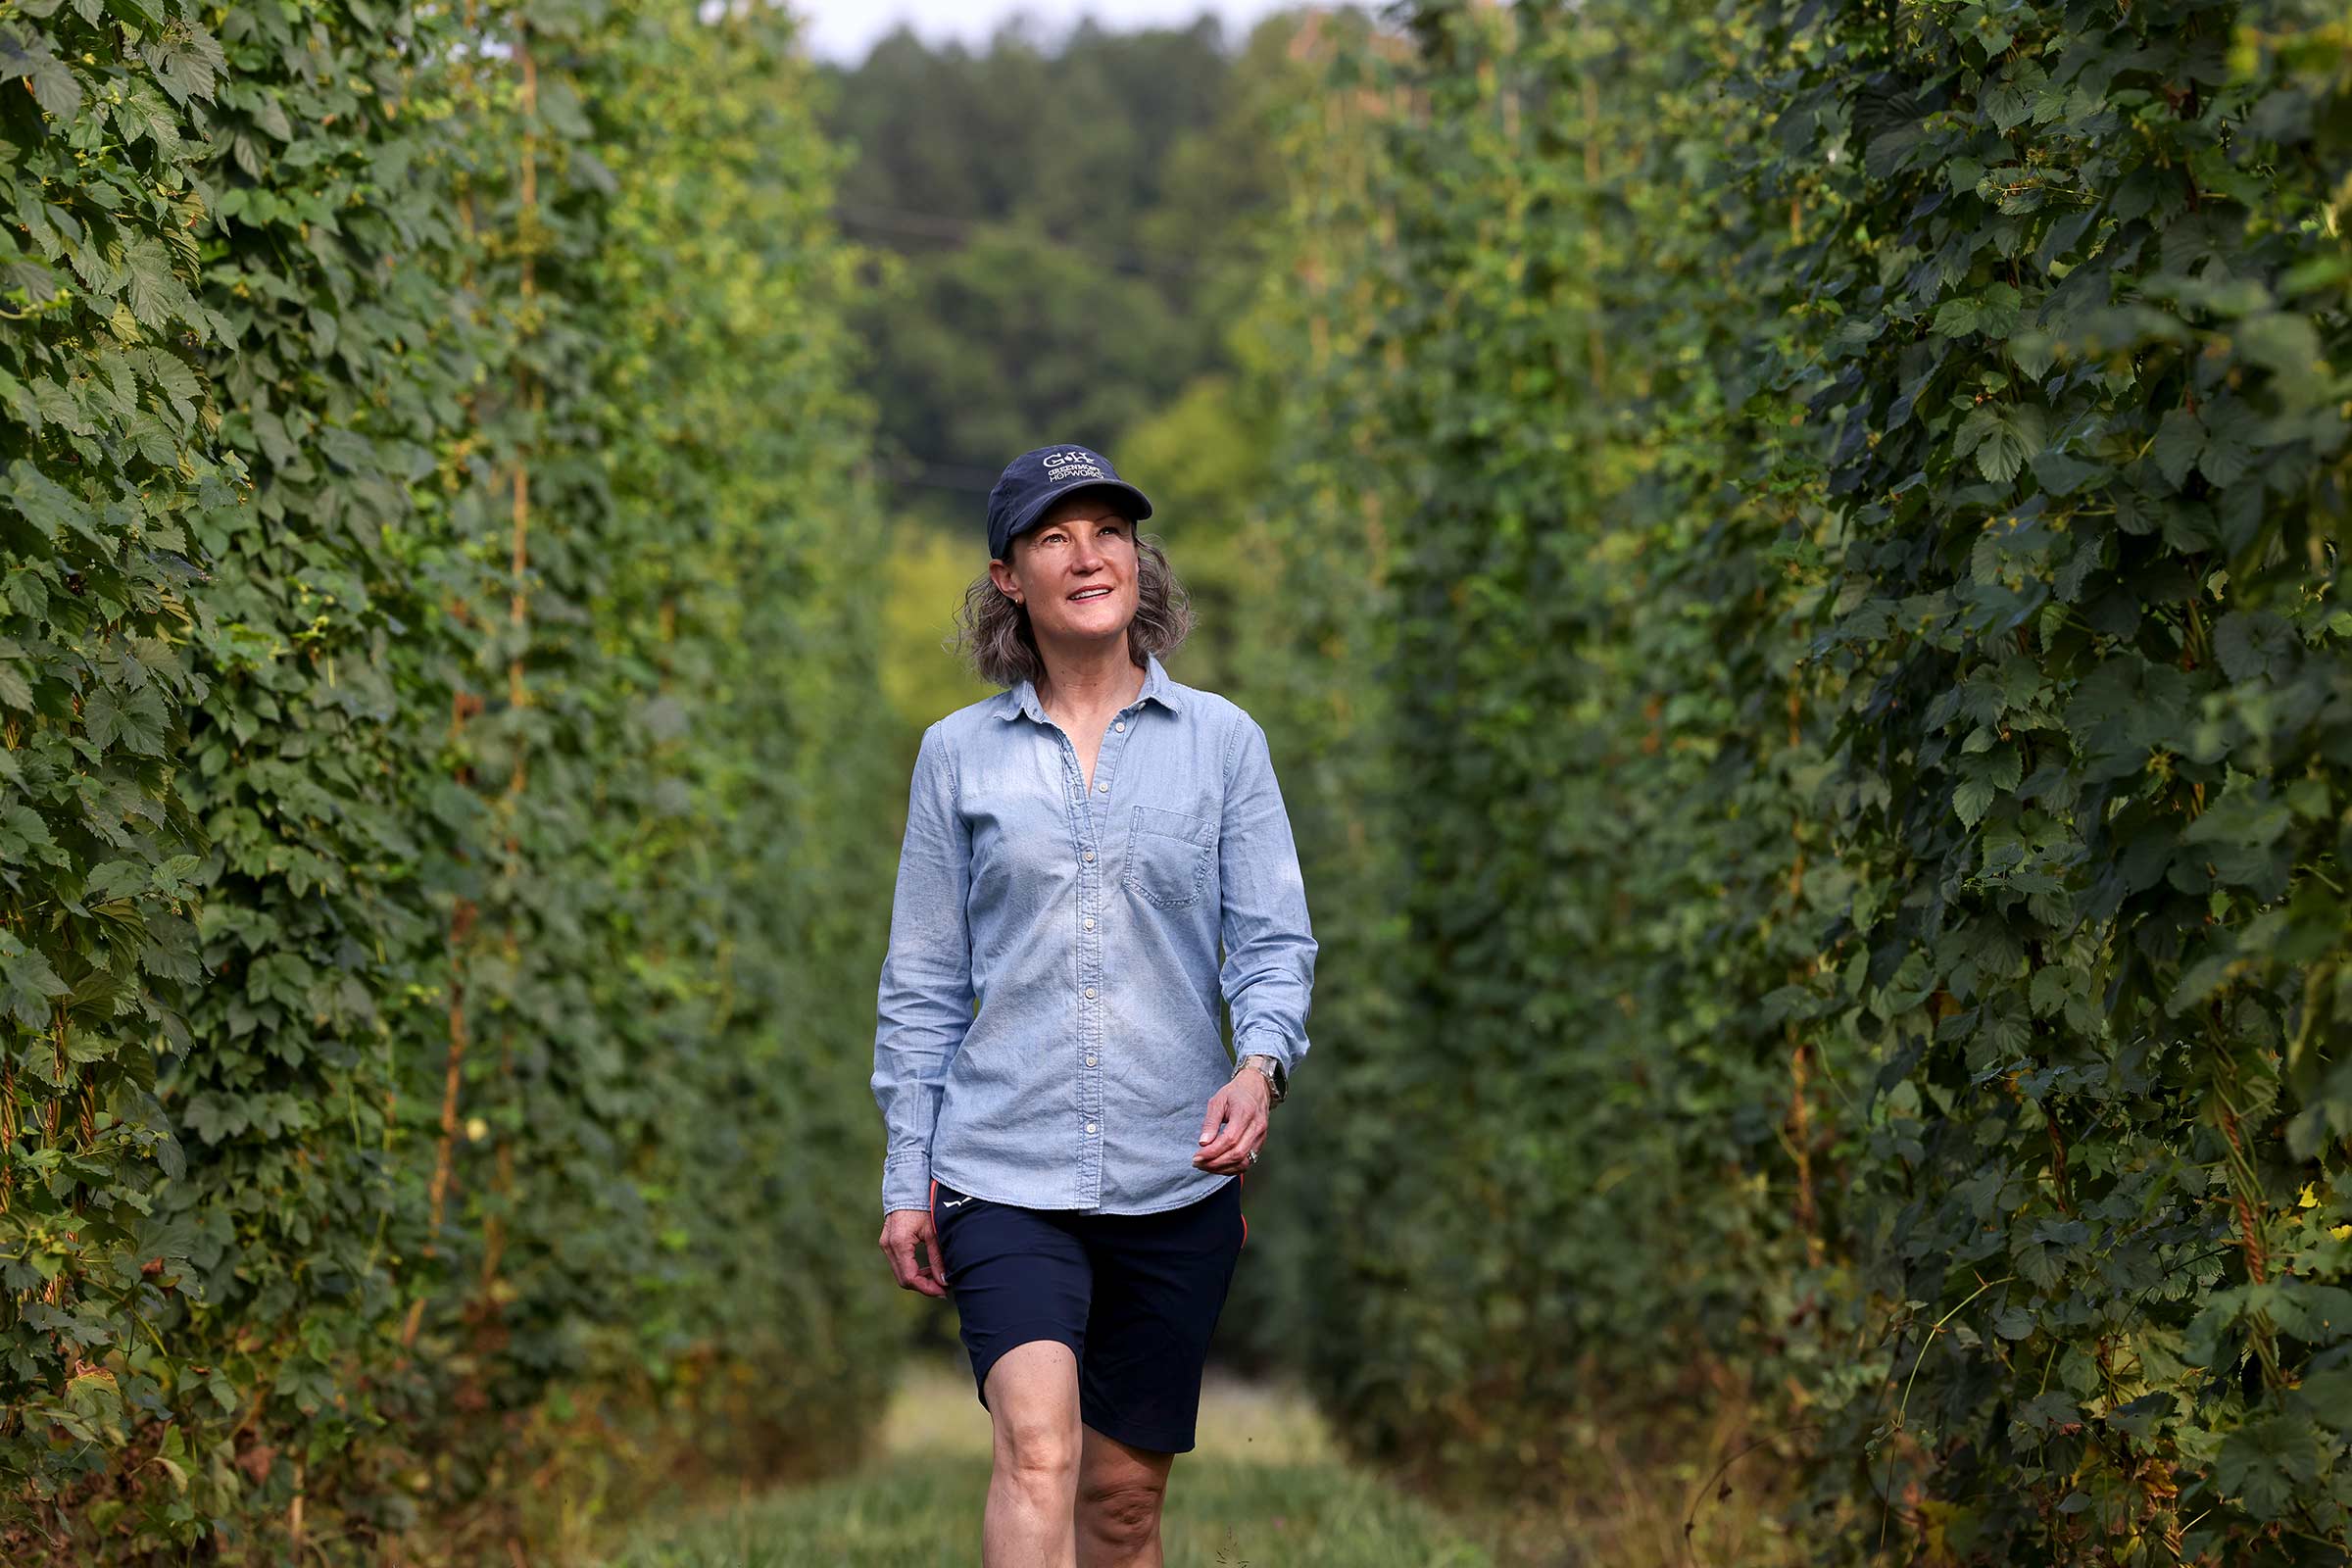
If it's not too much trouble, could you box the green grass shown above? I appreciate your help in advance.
[600,1451,1497,1568]
[590,1359,1803,1568]
[594,1362,1495,1567]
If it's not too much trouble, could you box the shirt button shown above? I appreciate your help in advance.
[1085,1054,1097,1065]
[1086,1122,1099,1135]
[1084,986,1097,998]
[1097,781,1108,793]
[1083,850,1095,861]
[1114,721,1125,732]
[1083,917,1095,929]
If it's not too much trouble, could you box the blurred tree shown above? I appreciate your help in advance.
[865,227,1192,473]
[818,13,1302,548]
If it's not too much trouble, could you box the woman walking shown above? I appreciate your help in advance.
[871,442,1318,1568]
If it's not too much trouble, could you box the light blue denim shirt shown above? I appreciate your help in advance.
[871,651,1317,1216]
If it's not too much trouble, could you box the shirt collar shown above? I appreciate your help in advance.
[996,651,1183,724]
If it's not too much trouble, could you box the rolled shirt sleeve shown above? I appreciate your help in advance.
[872,721,975,1214]
[1217,713,1318,1081]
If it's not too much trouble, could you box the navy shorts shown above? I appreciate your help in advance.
[928,1173,1248,1453]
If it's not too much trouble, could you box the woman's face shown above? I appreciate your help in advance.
[992,494,1139,648]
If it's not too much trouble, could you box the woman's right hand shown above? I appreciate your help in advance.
[880,1207,949,1298]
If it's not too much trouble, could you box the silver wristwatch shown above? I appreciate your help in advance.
[1233,1053,1287,1106]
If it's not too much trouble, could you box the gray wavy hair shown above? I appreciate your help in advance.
[951,527,1196,690]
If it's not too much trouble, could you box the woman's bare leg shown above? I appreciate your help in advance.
[983,1341,1084,1568]
[1074,1422,1175,1568]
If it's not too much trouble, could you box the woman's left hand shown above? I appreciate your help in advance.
[1195,1072,1269,1173]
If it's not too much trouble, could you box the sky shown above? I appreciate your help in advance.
[793,0,1301,65]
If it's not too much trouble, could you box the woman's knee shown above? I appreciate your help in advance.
[997,1411,1081,1494]
[987,1341,1082,1486]
[1075,1472,1165,1544]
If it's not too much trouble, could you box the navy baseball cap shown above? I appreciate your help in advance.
[985,444,1154,561]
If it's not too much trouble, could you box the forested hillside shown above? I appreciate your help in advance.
[815,19,1289,524]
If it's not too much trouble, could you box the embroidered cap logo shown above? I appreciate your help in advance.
[1042,450,1108,484]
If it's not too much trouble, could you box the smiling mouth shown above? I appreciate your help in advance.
[1069,587,1112,601]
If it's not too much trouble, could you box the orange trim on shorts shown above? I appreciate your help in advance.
[928,1175,938,1232]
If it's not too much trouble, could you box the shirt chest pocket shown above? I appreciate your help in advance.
[1124,805,1215,910]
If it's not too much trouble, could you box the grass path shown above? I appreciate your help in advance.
[595,1360,1501,1567]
